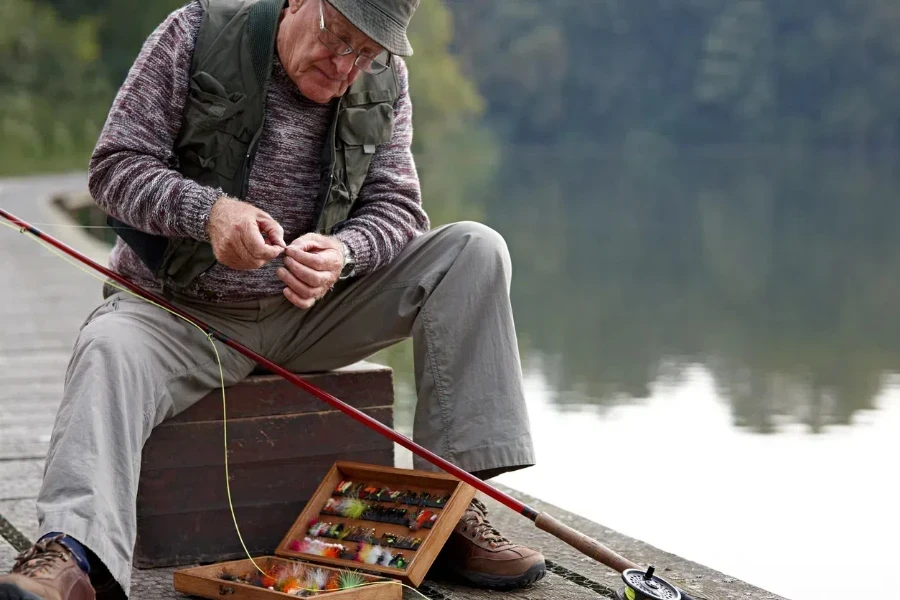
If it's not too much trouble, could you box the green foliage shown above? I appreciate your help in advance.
[405,0,499,226]
[40,0,186,85]
[0,0,110,175]
[449,0,900,147]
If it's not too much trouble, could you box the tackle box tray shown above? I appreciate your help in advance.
[173,461,477,598]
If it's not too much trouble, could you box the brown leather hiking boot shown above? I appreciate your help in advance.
[436,498,546,589]
[0,535,95,600]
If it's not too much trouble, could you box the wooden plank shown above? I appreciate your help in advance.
[0,441,49,461]
[0,459,44,500]
[0,537,19,570]
[0,498,39,542]
[136,450,394,516]
[140,407,393,470]
[169,368,394,423]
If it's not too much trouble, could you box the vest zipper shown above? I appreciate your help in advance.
[242,125,265,200]
[316,96,343,233]
[326,96,343,195]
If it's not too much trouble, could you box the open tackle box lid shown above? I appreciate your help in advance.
[273,461,477,586]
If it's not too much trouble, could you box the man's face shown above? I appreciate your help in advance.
[276,0,386,103]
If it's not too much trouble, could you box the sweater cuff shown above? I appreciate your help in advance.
[333,227,374,277]
[180,182,220,242]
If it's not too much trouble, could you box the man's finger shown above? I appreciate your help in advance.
[241,220,283,261]
[284,255,332,288]
[283,286,316,310]
[258,216,286,248]
[277,266,321,300]
[289,233,330,252]
[285,246,340,272]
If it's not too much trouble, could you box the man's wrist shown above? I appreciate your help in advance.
[338,239,355,279]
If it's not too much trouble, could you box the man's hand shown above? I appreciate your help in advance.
[208,196,286,270]
[278,233,345,309]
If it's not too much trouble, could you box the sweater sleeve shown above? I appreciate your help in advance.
[332,57,430,276]
[87,0,219,242]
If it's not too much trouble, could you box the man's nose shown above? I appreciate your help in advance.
[332,53,357,76]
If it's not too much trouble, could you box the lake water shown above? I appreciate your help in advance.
[379,148,900,600]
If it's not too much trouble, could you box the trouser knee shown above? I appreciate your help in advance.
[442,221,513,284]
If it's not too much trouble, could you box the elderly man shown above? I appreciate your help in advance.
[0,0,544,599]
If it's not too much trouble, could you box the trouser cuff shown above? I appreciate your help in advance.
[39,512,133,596]
[412,436,536,479]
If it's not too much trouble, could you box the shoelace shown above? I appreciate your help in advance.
[12,536,70,576]
[460,498,511,546]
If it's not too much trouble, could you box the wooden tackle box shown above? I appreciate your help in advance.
[174,461,477,599]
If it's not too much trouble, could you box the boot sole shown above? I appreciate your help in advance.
[0,583,44,600]
[451,560,547,590]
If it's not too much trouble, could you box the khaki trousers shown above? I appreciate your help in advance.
[34,221,535,595]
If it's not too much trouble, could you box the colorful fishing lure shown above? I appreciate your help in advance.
[288,535,409,569]
[288,537,346,559]
[216,564,368,597]
[408,509,437,531]
[321,497,368,519]
[354,543,407,569]
[321,498,411,525]
[380,533,422,550]
[332,481,450,508]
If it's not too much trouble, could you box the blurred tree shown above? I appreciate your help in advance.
[448,0,900,148]
[0,0,110,175]
[405,0,499,226]
[39,0,184,85]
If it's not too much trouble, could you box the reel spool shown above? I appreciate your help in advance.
[615,566,682,600]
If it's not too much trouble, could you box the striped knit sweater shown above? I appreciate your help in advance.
[88,0,428,303]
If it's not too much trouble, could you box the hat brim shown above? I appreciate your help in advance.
[328,0,414,57]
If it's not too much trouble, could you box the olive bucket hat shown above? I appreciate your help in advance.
[328,0,420,56]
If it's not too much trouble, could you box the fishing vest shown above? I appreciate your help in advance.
[108,0,399,286]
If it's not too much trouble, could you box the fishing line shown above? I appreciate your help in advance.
[0,218,434,600]
[8,222,116,228]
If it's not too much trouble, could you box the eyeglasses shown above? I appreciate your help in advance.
[318,0,391,75]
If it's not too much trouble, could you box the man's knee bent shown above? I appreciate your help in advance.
[443,221,512,278]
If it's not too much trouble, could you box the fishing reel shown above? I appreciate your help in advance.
[615,566,682,600]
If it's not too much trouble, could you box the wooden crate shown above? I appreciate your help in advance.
[135,363,396,568]
[173,462,476,600]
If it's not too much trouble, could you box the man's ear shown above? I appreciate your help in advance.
[287,0,305,14]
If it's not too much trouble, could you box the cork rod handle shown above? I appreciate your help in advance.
[534,512,640,573]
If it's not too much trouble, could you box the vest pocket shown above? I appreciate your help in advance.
[319,174,353,235]
[178,71,249,180]
[336,103,395,199]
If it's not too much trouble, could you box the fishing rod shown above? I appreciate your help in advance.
[1,206,703,600]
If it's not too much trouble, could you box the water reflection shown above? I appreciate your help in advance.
[380,147,900,435]
[375,147,900,599]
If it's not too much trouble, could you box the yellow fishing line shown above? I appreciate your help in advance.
[1,219,432,599]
